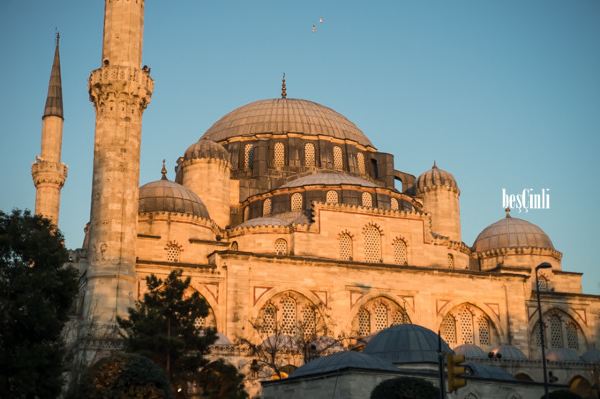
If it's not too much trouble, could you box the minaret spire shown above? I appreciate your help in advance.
[43,32,63,119]
[281,73,287,99]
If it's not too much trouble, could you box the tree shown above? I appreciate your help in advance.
[73,352,173,399]
[370,377,439,399]
[117,269,218,395]
[0,209,79,398]
[195,359,248,399]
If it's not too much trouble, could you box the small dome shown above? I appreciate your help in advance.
[290,351,396,379]
[454,344,487,359]
[416,162,458,193]
[364,324,452,364]
[184,138,229,162]
[202,98,373,147]
[237,216,288,228]
[489,345,528,361]
[546,348,581,362]
[280,171,379,189]
[465,363,516,381]
[581,348,600,363]
[473,211,554,252]
[139,178,210,219]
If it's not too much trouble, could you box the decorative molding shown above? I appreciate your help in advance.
[253,286,272,305]
[485,303,500,319]
[436,299,450,315]
[311,290,328,305]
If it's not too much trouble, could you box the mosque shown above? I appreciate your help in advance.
[30,1,600,398]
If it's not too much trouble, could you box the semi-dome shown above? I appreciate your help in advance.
[290,351,397,379]
[489,345,528,361]
[280,171,379,189]
[473,211,554,252]
[201,98,374,147]
[454,344,487,359]
[139,174,210,219]
[416,162,458,193]
[364,324,452,364]
[183,138,229,162]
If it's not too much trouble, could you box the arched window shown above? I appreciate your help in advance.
[363,224,382,263]
[353,297,410,336]
[549,314,564,349]
[459,307,474,344]
[339,232,353,261]
[259,292,324,338]
[441,304,498,348]
[193,293,216,331]
[478,316,491,346]
[262,303,276,335]
[531,310,584,354]
[244,144,254,170]
[392,237,407,265]
[302,305,317,338]
[361,192,372,207]
[333,146,343,170]
[304,143,315,167]
[447,253,455,268]
[441,314,457,346]
[357,152,365,174]
[274,238,288,255]
[263,198,272,216]
[230,241,239,251]
[326,190,339,204]
[281,296,297,335]
[390,197,399,210]
[566,322,579,350]
[291,193,303,211]
[165,241,182,262]
[274,142,285,169]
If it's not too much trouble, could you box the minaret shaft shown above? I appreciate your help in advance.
[85,0,153,327]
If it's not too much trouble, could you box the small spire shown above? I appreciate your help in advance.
[281,73,287,99]
[43,32,63,119]
[161,159,168,180]
[432,160,437,169]
[505,207,511,218]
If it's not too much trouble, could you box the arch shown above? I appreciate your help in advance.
[529,308,587,354]
[326,190,339,204]
[244,144,254,170]
[291,192,303,212]
[392,237,408,265]
[351,295,411,337]
[536,275,551,291]
[263,198,272,216]
[357,152,365,175]
[186,286,218,331]
[274,142,285,169]
[363,223,382,263]
[447,253,455,269]
[274,238,288,255]
[338,231,353,261]
[439,303,499,348]
[230,241,238,251]
[333,146,343,170]
[514,372,534,382]
[165,241,183,262]
[304,142,315,167]
[569,375,594,398]
[361,192,373,207]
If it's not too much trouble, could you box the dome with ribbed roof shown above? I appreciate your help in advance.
[201,98,373,147]
[281,171,379,188]
[454,344,487,359]
[473,211,554,252]
[139,178,210,219]
[184,138,229,162]
[489,345,528,361]
[416,162,459,193]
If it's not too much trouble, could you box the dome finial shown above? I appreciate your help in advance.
[161,159,168,180]
[281,73,287,99]
[505,207,511,218]
[432,160,437,169]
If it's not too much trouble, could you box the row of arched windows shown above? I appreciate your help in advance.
[260,190,382,216]
[338,225,408,264]
[440,304,497,347]
[532,310,583,351]
[241,142,368,174]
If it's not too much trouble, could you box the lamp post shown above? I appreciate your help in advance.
[535,262,552,398]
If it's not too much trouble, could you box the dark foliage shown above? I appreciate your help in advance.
[195,359,248,399]
[370,376,439,399]
[75,352,173,399]
[0,209,79,398]
[545,390,583,399]
[117,269,218,393]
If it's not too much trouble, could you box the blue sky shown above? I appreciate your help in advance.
[0,1,599,293]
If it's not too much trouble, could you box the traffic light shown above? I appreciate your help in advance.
[446,353,467,392]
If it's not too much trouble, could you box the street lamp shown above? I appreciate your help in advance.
[535,262,552,398]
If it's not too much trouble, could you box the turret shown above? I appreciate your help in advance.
[31,34,68,226]
[416,162,461,242]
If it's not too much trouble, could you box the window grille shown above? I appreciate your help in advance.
[304,143,315,167]
[339,233,353,261]
[361,192,372,207]
[532,322,543,347]
[441,315,457,346]
[392,309,410,325]
[363,224,381,263]
[393,238,407,264]
[390,198,399,210]
[302,306,317,338]
[281,297,297,335]
[566,322,579,350]
[447,253,455,268]
[357,152,365,174]
[374,303,388,332]
[326,190,338,204]
[274,142,285,169]
[165,243,181,262]
[358,308,370,336]
[478,316,491,346]
[291,193,303,211]
[333,146,343,170]
[194,317,206,330]
[274,239,288,255]
[244,144,254,170]
[459,308,474,344]
[549,315,563,349]
[263,198,272,216]
[263,303,276,335]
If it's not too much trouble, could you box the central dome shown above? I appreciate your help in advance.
[202,98,374,147]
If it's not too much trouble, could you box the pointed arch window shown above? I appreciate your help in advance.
[304,143,315,167]
[339,232,353,261]
[357,308,371,337]
[291,193,303,211]
[361,192,373,207]
[441,304,498,348]
[263,198,272,216]
[441,314,457,346]
[393,237,408,265]
[274,142,285,169]
[353,297,410,336]
[390,198,399,210]
[363,224,382,263]
[281,296,297,335]
[447,253,455,268]
[326,190,339,204]
[333,146,343,170]
[549,314,564,349]
[274,238,288,255]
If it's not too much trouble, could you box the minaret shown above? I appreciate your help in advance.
[31,34,68,226]
[85,0,153,330]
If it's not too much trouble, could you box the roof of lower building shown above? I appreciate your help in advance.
[290,351,397,379]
